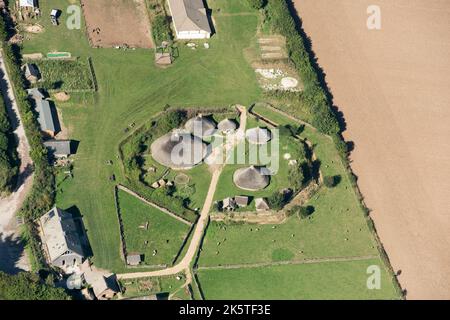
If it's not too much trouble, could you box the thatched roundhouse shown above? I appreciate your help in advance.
[233,165,270,191]
[151,130,209,169]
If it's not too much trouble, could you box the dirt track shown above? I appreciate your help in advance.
[81,0,153,48]
[292,0,450,299]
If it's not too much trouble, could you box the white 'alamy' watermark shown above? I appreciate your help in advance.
[366,265,381,290]
[367,5,381,30]
[66,5,81,30]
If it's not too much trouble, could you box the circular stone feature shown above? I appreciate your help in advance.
[233,165,270,191]
[185,114,216,138]
[174,173,190,185]
[245,127,272,145]
[150,130,209,169]
[281,77,299,89]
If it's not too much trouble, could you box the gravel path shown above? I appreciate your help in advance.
[0,52,33,274]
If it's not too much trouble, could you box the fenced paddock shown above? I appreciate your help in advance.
[81,0,154,48]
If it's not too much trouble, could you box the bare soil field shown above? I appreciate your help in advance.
[293,0,450,299]
[81,0,153,48]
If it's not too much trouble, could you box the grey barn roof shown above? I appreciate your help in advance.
[150,130,209,169]
[23,63,40,79]
[185,114,216,138]
[27,88,45,100]
[35,99,56,133]
[167,0,211,33]
[233,166,270,191]
[44,140,72,156]
[39,207,84,264]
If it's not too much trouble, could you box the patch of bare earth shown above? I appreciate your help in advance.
[293,0,450,299]
[81,0,153,48]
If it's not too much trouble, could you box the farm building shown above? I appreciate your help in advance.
[233,166,270,191]
[246,127,272,145]
[167,0,212,39]
[35,99,58,137]
[27,87,45,100]
[80,261,119,300]
[218,118,237,134]
[185,114,216,138]
[255,198,270,212]
[39,207,86,269]
[150,130,209,169]
[22,63,40,83]
[44,140,72,158]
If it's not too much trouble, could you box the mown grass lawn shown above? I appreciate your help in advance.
[21,0,261,271]
[118,190,190,266]
[197,258,399,300]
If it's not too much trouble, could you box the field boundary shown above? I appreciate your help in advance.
[117,184,193,226]
[195,254,379,271]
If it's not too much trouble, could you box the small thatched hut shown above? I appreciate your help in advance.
[185,114,216,138]
[233,165,270,191]
[245,127,272,145]
[217,118,238,133]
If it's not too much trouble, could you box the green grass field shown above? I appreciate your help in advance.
[23,0,260,271]
[118,190,190,266]
[197,258,399,300]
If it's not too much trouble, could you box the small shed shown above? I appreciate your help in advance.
[255,198,270,212]
[222,197,237,211]
[22,63,40,83]
[27,88,45,100]
[126,253,142,266]
[235,196,249,208]
[44,140,72,158]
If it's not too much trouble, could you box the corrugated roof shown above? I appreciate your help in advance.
[39,207,84,263]
[35,99,56,132]
[44,140,72,156]
[168,0,211,33]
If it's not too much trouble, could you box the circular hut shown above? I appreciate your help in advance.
[233,165,270,191]
[150,130,209,169]
[185,114,216,138]
[245,127,272,145]
[217,118,237,133]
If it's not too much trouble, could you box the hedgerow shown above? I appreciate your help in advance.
[0,89,18,194]
[265,0,340,137]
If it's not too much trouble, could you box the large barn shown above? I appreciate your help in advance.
[167,0,212,39]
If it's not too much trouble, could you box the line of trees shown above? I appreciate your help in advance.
[264,1,342,139]
[0,89,18,194]
[0,11,54,270]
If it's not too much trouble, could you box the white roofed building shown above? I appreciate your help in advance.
[167,0,212,39]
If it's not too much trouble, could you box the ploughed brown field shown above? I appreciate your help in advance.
[81,0,153,48]
[292,0,450,299]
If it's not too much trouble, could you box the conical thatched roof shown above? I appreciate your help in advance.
[246,127,272,145]
[185,114,216,138]
[217,118,237,132]
[151,130,209,169]
[233,165,270,191]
